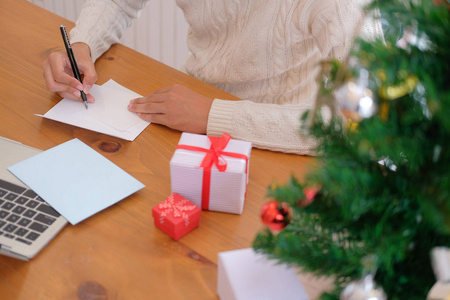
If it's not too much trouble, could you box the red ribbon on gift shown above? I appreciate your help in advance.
[176,133,249,210]
[159,193,197,226]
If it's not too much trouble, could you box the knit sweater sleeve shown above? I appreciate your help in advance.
[70,0,149,62]
[206,1,382,156]
[207,99,322,155]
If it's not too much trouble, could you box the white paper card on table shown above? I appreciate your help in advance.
[8,138,145,225]
[217,248,309,300]
[37,79,150,141]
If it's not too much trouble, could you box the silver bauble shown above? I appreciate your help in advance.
[335,69,376,120]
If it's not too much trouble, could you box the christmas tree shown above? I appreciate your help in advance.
[253,1,450,299]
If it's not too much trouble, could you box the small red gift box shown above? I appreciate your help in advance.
[152,193,201,240]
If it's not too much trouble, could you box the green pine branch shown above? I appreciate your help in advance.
[253,1,450,299]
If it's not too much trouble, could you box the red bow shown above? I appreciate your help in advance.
[176,133,248,210]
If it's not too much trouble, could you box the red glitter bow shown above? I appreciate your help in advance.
[159,193,197,226]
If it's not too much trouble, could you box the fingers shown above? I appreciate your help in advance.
[127,97,166,123]
[128,97,165,115]
[127,84,212,134]
[42,52,83,97]
[57,90,96,103]
[128,101,169,125]
[42,43,97,102]
[128,84,187,109]
[127,88,169,113]
[138,113,167,124]
[127,91,171,125]
[73,43,98,92]
[151,85,173,95]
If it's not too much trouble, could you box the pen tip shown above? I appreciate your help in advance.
[85,102,88,109]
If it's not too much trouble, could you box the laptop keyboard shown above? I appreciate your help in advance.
[0,179,61,246]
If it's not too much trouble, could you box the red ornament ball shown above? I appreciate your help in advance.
[299,186,321,207]
[260,200,292,231]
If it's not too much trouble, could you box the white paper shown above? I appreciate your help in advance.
[38,79,150,141]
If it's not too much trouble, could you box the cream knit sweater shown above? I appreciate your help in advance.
[71,0,383,155]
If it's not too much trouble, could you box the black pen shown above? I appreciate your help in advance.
[60,25,88,109]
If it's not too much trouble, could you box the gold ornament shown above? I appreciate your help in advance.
[379,75,419,100]
[376,70,387,82]
[345,119,359,132]
[269,183,279,191]
[378,101,390,122]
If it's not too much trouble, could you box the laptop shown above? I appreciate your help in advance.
[0,137,68,260]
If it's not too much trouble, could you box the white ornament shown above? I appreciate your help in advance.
[340,273,387,300]
[427,247,450,300]
[335,69,376,120]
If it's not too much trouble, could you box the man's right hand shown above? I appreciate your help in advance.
[42,42,97,103]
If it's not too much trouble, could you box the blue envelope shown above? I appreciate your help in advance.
[8,138,145,225]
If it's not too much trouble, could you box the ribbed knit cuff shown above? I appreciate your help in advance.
[70,33,99,62]
[207,99,236,137]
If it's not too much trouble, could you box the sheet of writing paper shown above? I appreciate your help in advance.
[37,79,150,141]
[88,79,141,131]
[8,138,145,225]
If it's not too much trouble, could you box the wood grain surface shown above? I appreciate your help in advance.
[0,1,327,299]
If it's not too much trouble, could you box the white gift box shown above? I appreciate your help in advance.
[170,132,252,214]
[217,248,309,300]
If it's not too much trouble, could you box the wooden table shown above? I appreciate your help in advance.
[0,1,326,299]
